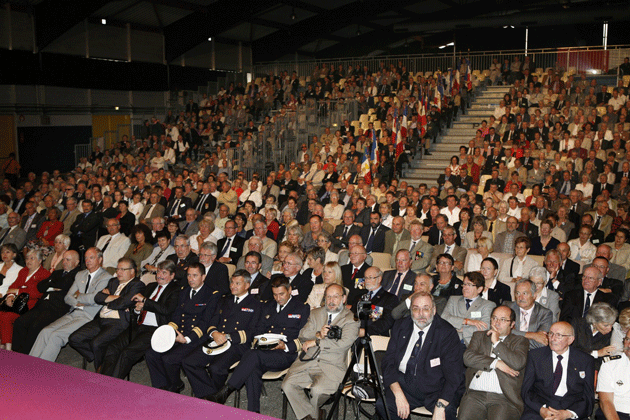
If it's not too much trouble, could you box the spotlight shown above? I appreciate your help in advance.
[291,8,296,20]
[101,19,107,25]
[115,106,119,110]
[208,37,212,41]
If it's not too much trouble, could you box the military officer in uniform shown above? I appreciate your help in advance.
[181,269,262,398]
[596,327,630,420]
[145,262,220,393]
[206,276,310,412]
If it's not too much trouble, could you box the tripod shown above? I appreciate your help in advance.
[325,313,391,420]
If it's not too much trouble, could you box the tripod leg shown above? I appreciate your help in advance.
[365,339,392,420]
[325,341,359,420]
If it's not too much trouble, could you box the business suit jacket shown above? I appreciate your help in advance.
[498,256,540,284]
[463,331,530,414]
[442,295,496,345]
[332,223,361,249]
[287,306,359,385]
[494,230,526,254]
[428,244,467,276]
[94,277,145,325]
[426,225,443,246]
[521,346,594,420]
[20,212,45,242]
[382,315,465,411]
[34,267,81,314]
[60,208,82,235]
[236,254,273,279]
[192,193,217,216]
[393,239,433,273]
[507,302,553,349]
[96,234,131,272]
[340,262,371,297]
[64,267,113,319]
[592,182,614,200]
[0,226,27,250]
[559,288,618,323]
[383,229,411,255]
[166,252,199,283]
[517,221,538,238]
[348,287,399,335]
[165,196,192,219]
[203,261,230,296]
[139,203,165,223]
[70,211,101,250]
[216,235,245,264]
[261,273,313,304]
[586,211,613,237]
[139,280,180,326]
[432,273,463,299]
[178,220,199,237]
[381,269,417,299]
[486,280,513,307]
[360,224,389,253]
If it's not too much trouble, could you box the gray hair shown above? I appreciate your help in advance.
[515,278,537,295]
[199,241,218,255]
[586,302,618,325]
[26,248,44,263]
[529,266,548,280]
[55,234,71,248]
[232,268,252,284]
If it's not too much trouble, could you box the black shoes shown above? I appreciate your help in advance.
[172,381,185,394]
[205,384,236,404]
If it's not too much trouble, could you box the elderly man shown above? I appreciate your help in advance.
[428,226,467,276]
[391,274,448,320]
[206,276,310,412]
[100,259,179,379]
[332,210,361,249]
[341,244,371,297]
[459,305,530,420]
[508,279,553,349]
[181,269,261,399]
[392,219,433,273]
[145,263,221,393]
[382,249,417,299]
[282,284,359,420]
[29,248,112,362]
[261,253,313,303]
[589,256,624,300]
[60,197,81,236]
[596,328,630,419]
[520,321,595,420]
[69,257,144,371]
[376,292,465,420]
[216,220,244,265]
[198,242,229,295]
[442,271,496,346]
[591,244,627,281]
[0,212,26,250]
[165,235,199,283]
[349,266,399,336]
[544,249,578,300]
[96,218,131,275]
[384,216,411,255]
[69,200,100,251]
[20,201,45,243]
[243,220,277,258]
[236,235,273,277]
[139,191,165,224]
[559,266,617,323]
[12,250,81,355]
[178,208,199,237]
[494,217,526,255]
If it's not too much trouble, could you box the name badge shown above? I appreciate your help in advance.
[230,247,238,252]
[241,308,254,313]
[430,358,441,367]
[291,289,299,296]
[250,288,259,294]
[470,311,482,318]
[403,284,413,291]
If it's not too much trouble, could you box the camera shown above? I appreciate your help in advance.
[356,293,374,319]
[327,325,343,340]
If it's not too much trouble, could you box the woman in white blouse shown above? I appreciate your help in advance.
[128,192,145,224]
[465,237,497,273]
[567,225,597,265]
[0,244,23,298]
[323,191,344,221]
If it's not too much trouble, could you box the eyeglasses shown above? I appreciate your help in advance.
[116,267,134,271]
[548,332,573,339]
[491,317,511,323]
[364,276,380,280]
[462,282,477,287]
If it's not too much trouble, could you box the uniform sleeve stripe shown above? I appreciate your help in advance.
[168,322,178,331]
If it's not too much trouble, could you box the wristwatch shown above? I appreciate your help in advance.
[435,401,447,409]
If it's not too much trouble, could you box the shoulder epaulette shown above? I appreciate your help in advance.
[602,355,622,363]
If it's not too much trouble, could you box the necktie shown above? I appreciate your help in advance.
[583,293,592,317]
[366,228,376,252]
[191,289,197,299]
[521,311,529,331]
[546,276,556,291]
[488,221,493,232]
[445,245,451,254]
[182,222,190,233]
[171,199,180,216]
[220,237,232,257]
[150,248,166,267]
[61,211,69,222]
[409,241,417,252]
[101,237,112,252]
[572,204,576,212]
[327,313,332,325]
[405,331,425,377]
[235,296,238,304]
[351,267,359,279]
[0,228,10,244]
[85,274,92,293]
[465,298,472,310]
[595,216,602,230]
[196,194,207,212]
[147,204,155,218]
[552,355,564,394]
[390,272,403,296]
[138,285,163,325]
[342,226,350,240]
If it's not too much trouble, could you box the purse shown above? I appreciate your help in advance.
[0,293,29,315]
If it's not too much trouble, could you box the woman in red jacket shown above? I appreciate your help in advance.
[0,249,48,351]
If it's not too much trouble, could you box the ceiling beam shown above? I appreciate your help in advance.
[35,0,111,51]
[163,0,282,62]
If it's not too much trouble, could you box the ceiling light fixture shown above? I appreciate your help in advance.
[101,19,107,25]
[208,37,212,41]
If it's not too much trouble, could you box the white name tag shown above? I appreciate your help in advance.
[471,311,482,318]
[250,288,259,294]
[230,247,238,252]
[430,358,441,367]
[291,289,299,296]
[403,284,413,291]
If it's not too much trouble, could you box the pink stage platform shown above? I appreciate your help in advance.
[0,350,276,420]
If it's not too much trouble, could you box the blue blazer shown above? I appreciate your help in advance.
[382,314,465,411]
[520,346,594,420]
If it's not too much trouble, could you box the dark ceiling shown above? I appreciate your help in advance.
[5,0,630,64]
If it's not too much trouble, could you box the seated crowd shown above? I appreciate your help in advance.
[0,57,630,420]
